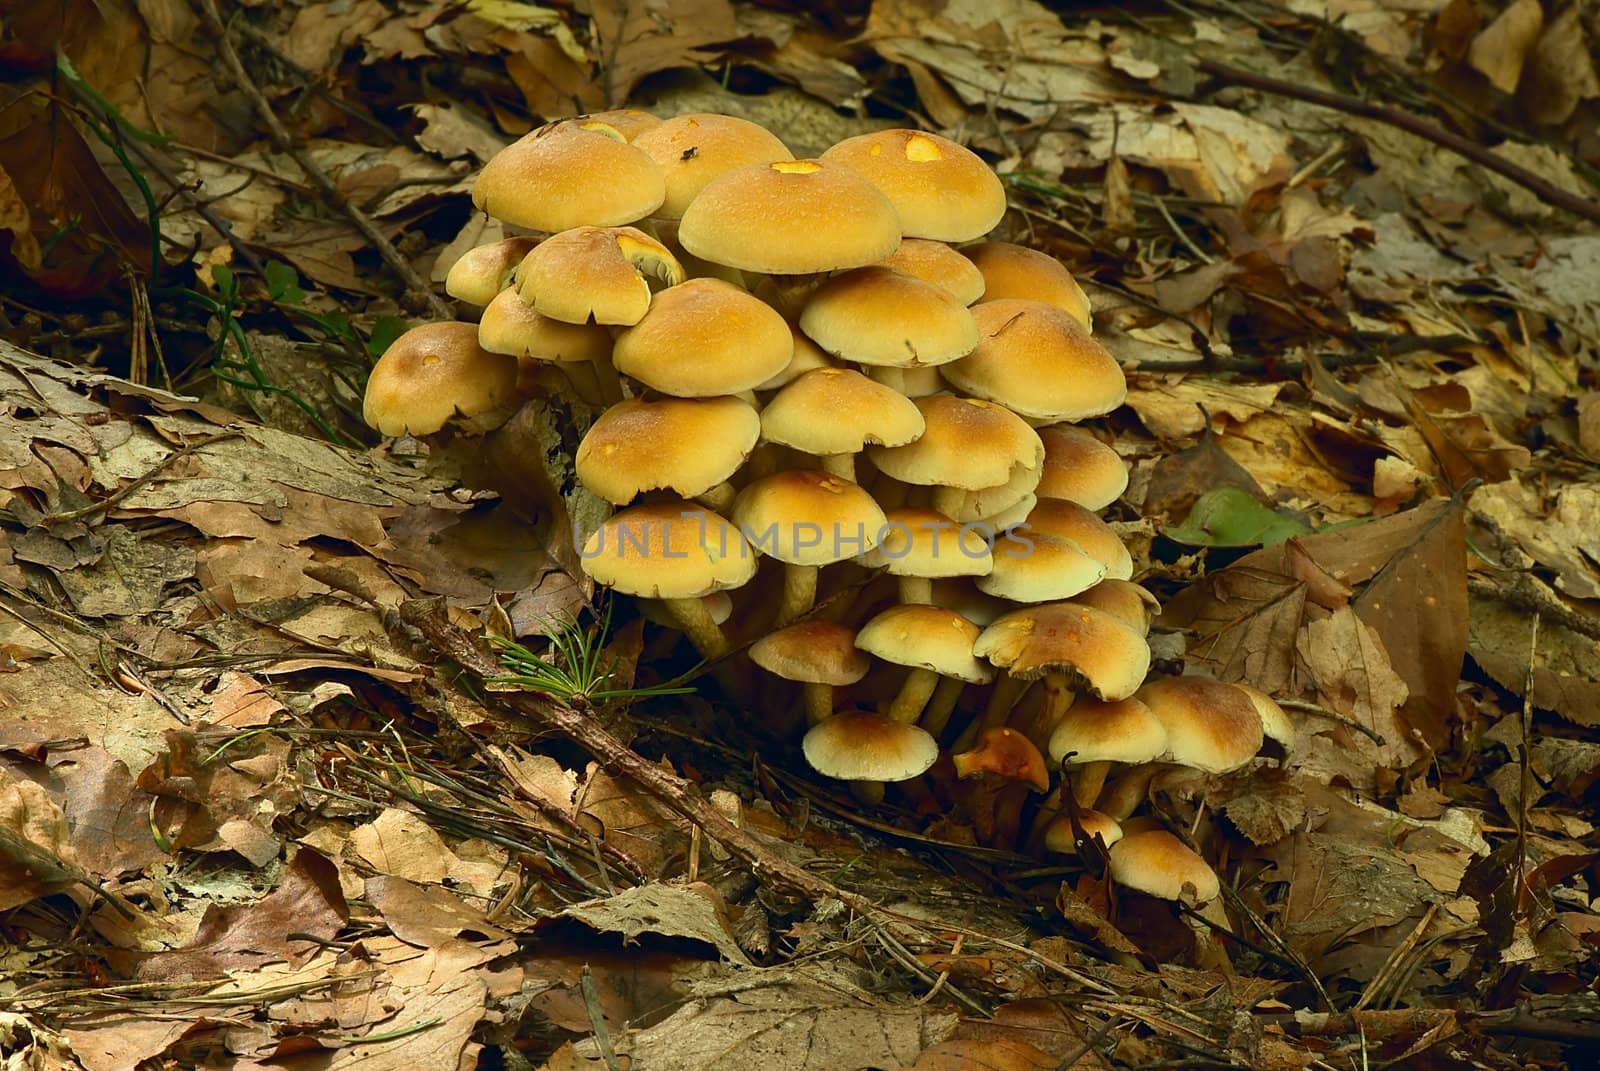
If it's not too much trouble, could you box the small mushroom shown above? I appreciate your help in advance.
[760,368,924,483]
[963,241,1092,329]
[444,236,538,306]
[362,322,520,439]
[821,129,1007,243]
[730,470,886,627]
[802,710,940,805]
[576,396,759,512]
[750,621,869,725]
[472,118,665,232]
[855,604,993,733]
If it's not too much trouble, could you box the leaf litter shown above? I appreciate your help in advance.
[2,0,1600,1067]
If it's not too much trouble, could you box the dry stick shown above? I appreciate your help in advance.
[194,0,456,320]
[1195,59,1600,226]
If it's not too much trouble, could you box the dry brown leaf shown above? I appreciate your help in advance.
[350,808,461,884]
[0,771,81,912]
[588,0,739,105]
[1158,567,1306,693]
[365,874,513,949]
[137,848,348,981]
[1297,606,1422,769]
[547,882,748,965]
[1467,0,1543,93]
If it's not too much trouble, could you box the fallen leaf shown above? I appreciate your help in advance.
[1297,606,1422,769]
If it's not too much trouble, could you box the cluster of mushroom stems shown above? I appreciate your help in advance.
[361,109,1295,913]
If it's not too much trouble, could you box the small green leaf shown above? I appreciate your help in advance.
[366,316,410,360]
[1163,486,1312,548]
[211,264,237,298]
[263,261,306,304]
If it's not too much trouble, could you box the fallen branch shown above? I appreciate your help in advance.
[1196,59,1600,226]
[194,0,456,320]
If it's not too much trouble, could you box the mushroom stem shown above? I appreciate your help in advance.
[661,596,730,660]
[802,683,835,726]
[1098,763,1166,820]
[821,453,856,482]
[897,576,933,604]
[982,675,1033,732]
[886,667,939,724]
[776,564,819,627]
[931,485,965,519]
[918,676,967,739]
[850,779,886,806]
[955,674,1031,752]
[1072,760,1113,808]
[1037,672,1075,737]
[696,481,736,514]
[869,367,908,395]
[592,353,626,405]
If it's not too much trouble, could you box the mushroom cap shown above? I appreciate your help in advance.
[940,463,1041,523]
[861,508,993,579]
[978,496,1038,535]
[951,727,1050,791]
[363,322,520,437]
[980,525,1106,603]
[478,288,613,363]
[927,578,1012,627]
[1234,682,1295,753]
[731,470,887,566]
[855,604,993,683]
[576,396,759,504]
[613,278,794,397]
[678,159,901,274]
[575,108,663,140]
[877,238,986,304]
[1025,499,1134,580]
[803,711,940,782]
[869,395,1043,491]
[964,241,1091,327]
[762,368,925,456]
[944,300,1126,422]
[799,267,980,369]
[755,333,834,393]
[1043,809,1125,854]
[1036,425,1128,510]
[516,226,683,326]
[445,237,539,306]
[751,621,870,686]
[1135,676,1265,774]
[974,602,1151,701]
[632,113,794,219]
[1108,828,1220,903]
[821,129,1006,242]
[1070,580,1159,637]
[580,501,757,599]
[1047,696,1167,766]
[472,119,665,231]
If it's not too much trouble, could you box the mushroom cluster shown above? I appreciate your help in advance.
[362,108,1295,911]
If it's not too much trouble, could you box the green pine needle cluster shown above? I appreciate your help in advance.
[490,611,695,708]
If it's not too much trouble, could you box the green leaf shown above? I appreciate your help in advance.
[263,261,306,304]
[366,316,410,360]
[1163,486,1313,548]
[211,264,237,298]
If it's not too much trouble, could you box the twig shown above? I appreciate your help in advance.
[1195,59,1600,226]
[193,0,454,319]
[1467,574,1600,643]
[38,431,242,525]
[1277,698,1385,746]
[580,966,622,1071]
[872,925,991,1017]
